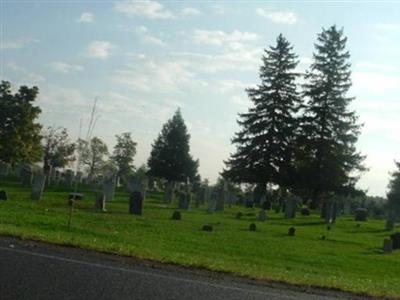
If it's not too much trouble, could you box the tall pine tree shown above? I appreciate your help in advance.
[296,26,365,205]
[224,34,301,190]
[148,109,199,184]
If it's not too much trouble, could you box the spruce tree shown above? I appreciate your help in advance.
[223,34,301,189]
[148,109,199,183]
[297,26,365,204]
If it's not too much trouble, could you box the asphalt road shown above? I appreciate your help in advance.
[0,238,365,300]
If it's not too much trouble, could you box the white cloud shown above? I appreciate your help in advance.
[256,8,298,25]
[353,71,400,94]
[112,56,206,94]
[355,61,399,73]
[181,7,201,16]
[114,0,174,19]
[134,26,166,47]
[0,37,38,50]
[230,95,249,109]
[86,41,115,59]
[193,29,259,47]
[77,12,94,23]
[50,62,84,74]
[7,62,46,84]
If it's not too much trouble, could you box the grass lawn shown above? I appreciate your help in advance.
[0,181,399,298]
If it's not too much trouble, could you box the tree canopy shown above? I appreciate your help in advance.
[111,132,137,181]
[148,109,199,183]
[0,80,42,166]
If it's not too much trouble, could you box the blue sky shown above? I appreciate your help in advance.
[1,1,400,196]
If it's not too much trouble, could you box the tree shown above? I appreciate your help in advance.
[386,161,400,225]
[223,34,301,191]
[0,80,42,166]
[42,126,75,175]
[111,132,137,183]
[296,26,365,206]
[78,136,109,179]
[148,109,199,183]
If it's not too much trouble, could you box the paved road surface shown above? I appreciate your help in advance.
[0,238,366,300]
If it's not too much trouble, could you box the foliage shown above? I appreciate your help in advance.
[0,80,42,166]
[223,35,301,188]
[148,109,199,183]
[78,136,109,179]
[296,26,365,202]
[387,161,400,219]
[42,126,75,173]
[111,132,137,182]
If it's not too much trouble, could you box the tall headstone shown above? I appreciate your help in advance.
[178,192,189,210]
[103,176,116,201]
[324,198,337,224]
[164,181,174,203]
[31,173,46,201]
[284,196,297,219]
[64,169,74,188]
[20,164,33,186]
[208,188,217,213]
[129,191,143,215]
[95,193,106,212]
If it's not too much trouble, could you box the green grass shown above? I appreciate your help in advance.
[0,181,399,298]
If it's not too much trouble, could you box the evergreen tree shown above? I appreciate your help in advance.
[386,161,400,225]
[0,81,42,166]
[148,109,199,183]
[296,26,365,204]
[223,34,301,189]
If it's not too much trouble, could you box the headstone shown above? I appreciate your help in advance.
[245,197,254,208]
[103,176,116,201]
[355,208,368,222]
[235,212,243,219]
[383,238,393,254]
[249,223,257,231]
[390,232,400,250]
[258,210,267,222]
[69,193,84,201]
[172,210,181,220]
[324,199,337,224]
[178,192,189,210]
[288,227,296,236]
[129,191,143,215]
[95,193,106,212]
[0,161,10,179]
[31,173,46,201]
[126,177,144,194]
[202,224,213,232]
[164,181,174,203]
[20,165,33,186]
[285,196,297,219]
[207,188,217,213]
[301,207,310,216]
[0,190,8,201]
[261,197,272,210]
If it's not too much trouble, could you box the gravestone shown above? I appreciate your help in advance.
[235,212,243,219]
[355,208,368,222]
[383,238,393,254]
[288,227,296,236]
[0,190,8,201]
[285,196,297,219]
[20,165,33,186]
[178,192,189,210]
[95,193,106,212]
[172,210,181,220]
[64,170,74,188]
[245,197,254,208]
[129,191,143,215]
[207,189,217,213]
[258,210,267,222]
[164,181,174,203]
[249,223,257,231]
[31,173,46,201]
[301,207,310,216]
[391,232,400,250]
[202,224,213,232]
[324,198,337,224]
[103,176,116,201]
[0,161,10,179]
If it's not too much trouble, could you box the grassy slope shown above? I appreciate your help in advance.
[0,181,399,298]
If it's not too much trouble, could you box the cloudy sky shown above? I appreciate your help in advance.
[1,1,400,196]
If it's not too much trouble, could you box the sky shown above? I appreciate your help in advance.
[1,0,400,197]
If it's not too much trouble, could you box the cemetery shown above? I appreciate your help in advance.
[0,176,399,298]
